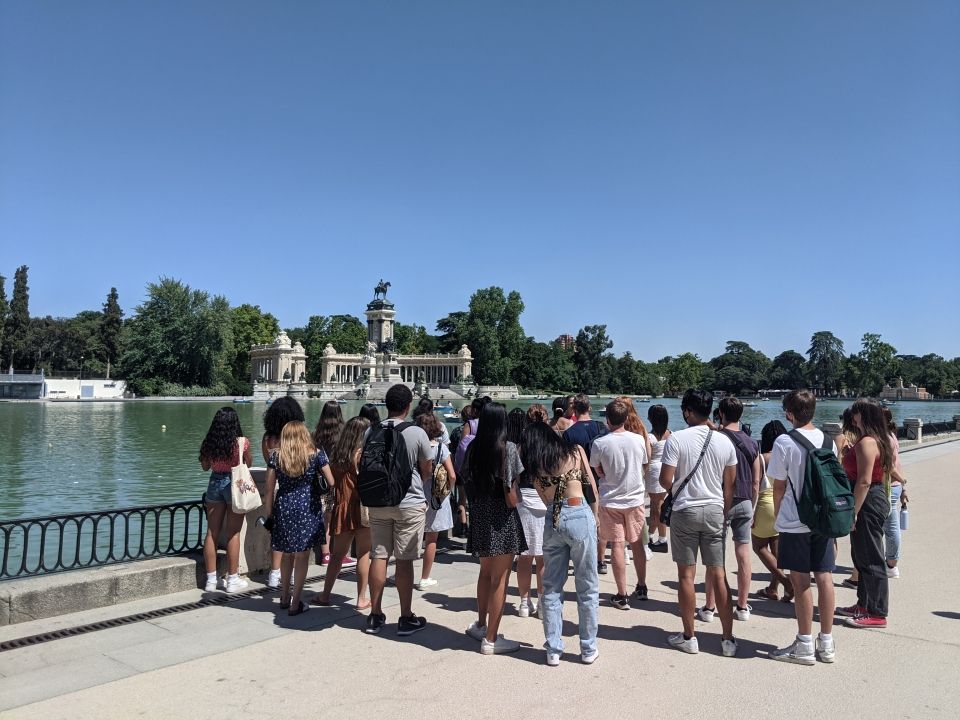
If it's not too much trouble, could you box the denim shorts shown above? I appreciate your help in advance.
[205,472,232,505]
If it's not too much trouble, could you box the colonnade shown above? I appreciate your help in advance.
[400,365,460,384]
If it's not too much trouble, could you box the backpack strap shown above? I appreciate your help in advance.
[821,432,834,451]
[786,430,816,506]
[720,428,758,465]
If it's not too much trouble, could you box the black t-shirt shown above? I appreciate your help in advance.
[562,420,607,504]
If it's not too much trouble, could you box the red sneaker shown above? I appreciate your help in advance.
[845,614,887,629]
[835,604,866,618]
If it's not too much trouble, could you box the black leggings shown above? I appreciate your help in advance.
[851,484,889,617]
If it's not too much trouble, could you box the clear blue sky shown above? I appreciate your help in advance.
[2,1,958,362]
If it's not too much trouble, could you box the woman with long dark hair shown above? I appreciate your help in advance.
[314,416,372,609]
[314,400,345,566]
[358,403,381,426]
[521,421,600,666]
[199,407,253,593]
[837,399,894,629]
[751,420,793,601]
[510,408,544,618]
[645,404,671,553]
[261,397,305,589]
[462,402,527,654]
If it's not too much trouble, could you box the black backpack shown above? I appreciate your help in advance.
[788,430,856,539]
[357,421,414,507]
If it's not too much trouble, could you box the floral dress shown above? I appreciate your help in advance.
[268,449,328,553]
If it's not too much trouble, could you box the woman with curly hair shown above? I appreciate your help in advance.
[199,407,253,593]
[314,400,346,566]
[414,411,457,590]
[261,397,305,589]
[314,416,373,609]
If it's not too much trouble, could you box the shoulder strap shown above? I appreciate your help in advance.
[821,432,833,451]
[786,430,814,505]
[671,429,714,500]
[788,429,816,453]
[720,428,757,464]
[393,421,414,433]
[236,437,246,466]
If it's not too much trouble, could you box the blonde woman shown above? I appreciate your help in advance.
[314,417,373,609]
[264,421,335,616]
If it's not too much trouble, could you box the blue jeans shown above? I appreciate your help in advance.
[541,502,599,655]
[885,484,903,562]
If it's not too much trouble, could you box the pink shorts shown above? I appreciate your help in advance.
[599,505,646,544]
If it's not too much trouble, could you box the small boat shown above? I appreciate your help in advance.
[442,412,460,422]
[233,398,252,404]
[881,399,896,406]
[742,402,758,407]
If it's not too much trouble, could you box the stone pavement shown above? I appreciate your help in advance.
[1,442,958,719]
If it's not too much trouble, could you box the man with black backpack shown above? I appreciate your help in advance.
[768,389,837,665]
[360,384,434,636]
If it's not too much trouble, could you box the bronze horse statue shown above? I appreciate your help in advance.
[374,279,391,300]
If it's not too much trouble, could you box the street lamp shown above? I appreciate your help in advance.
[79,355,84,382]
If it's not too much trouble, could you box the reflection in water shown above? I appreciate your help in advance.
[1,397,957,519]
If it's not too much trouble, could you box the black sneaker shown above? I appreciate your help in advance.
[610,594,630,610]
[598,562,608,575]
[635,584,648,601]
[397,613,427,636]
[364,612,386,634]
[650,540,669,553]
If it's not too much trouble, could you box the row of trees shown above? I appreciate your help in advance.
[4,268,959,398]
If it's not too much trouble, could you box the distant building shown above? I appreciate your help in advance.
[555,334,576,351]
[881,377,932,401]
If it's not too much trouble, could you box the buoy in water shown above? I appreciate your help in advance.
[161,424,167,432]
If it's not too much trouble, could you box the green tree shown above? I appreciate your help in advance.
[573,325,613,393]
[459,288,526,385]
[288,314,366,382]
[119,278,234,395]
[4,265,30,370]
[100,287,124,378]
[806,331,845,394]
[394,322,430,355]
[435,311,467,353]
[0,275,7,368]
[709,340,771,394]
[858,333,898,396]
[662,352,705,394]
[768,350,807,390]
[513,338,576,392]
[231,304,280,389]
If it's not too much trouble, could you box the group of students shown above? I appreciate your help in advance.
[196,385,907,665]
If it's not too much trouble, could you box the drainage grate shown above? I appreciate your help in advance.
[0,572,330,653]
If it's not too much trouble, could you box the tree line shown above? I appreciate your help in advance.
[2,268,958,398]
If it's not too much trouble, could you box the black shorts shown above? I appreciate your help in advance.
[777,531,836,574]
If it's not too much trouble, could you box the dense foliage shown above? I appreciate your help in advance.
[4,266,959,398]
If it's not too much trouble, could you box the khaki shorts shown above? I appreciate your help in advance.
[671,504,726,568]
[599,505,646,544]
[369,504,427,561]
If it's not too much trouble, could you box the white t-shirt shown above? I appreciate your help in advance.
[661,426,737,511]
[590,431,648,509]
[767,428,837,534]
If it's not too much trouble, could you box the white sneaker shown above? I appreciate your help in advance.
[204,576,220,592]
[480,635,520,655]
[734,604,752,621]
[415,578,438,590]
[668,633,699,654]
[721,637,739,657]
[224,576,249,594]
[581,649,599,664]
[644,545,653,561]
[518,599,531,618]
[886,566,900,579]
[696,606,715,623]
[266,569,281,589]
[465,621,487,641]
[545,650,561,667]
[770,638,816,665]
[816,634,836,663]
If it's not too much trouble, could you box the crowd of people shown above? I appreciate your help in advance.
[197,385,908,665]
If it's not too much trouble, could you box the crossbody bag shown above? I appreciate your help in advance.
[659,429,713,527]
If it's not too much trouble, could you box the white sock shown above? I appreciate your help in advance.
[227,573,239,582]
[797,634,813,644]
[206,572,217,583]
[818,632,833,642]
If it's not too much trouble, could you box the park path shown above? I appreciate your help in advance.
[1,442,958,719]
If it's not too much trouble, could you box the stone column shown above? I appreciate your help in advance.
[904,418,923,443]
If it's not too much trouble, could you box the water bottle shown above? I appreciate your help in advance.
[899,507,909,531]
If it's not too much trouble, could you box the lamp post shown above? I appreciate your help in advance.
[79,355,84,382]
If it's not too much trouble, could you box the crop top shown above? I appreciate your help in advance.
[535,466,586,528]
[841,438,884,485]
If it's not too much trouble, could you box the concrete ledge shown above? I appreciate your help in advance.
[0,555,204,627]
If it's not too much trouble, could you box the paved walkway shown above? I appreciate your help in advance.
[1,442,958,719]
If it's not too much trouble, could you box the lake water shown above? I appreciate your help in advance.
[2,397,958,520]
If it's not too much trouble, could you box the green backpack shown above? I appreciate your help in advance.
[788,430,855,539]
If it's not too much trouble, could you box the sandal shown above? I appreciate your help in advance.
[279,599,291,610]
[310,595,331,606]
[288,600,310,617]
[356,599,371,611]
[755,587,778,601]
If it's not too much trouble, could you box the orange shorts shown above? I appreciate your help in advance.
[599,505,646,544]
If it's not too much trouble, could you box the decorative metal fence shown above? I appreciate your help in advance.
[0,500,207,580]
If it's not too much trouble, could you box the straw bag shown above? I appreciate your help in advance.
[231,438,262,513]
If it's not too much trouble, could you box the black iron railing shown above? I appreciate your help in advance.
[0,500,207,580]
